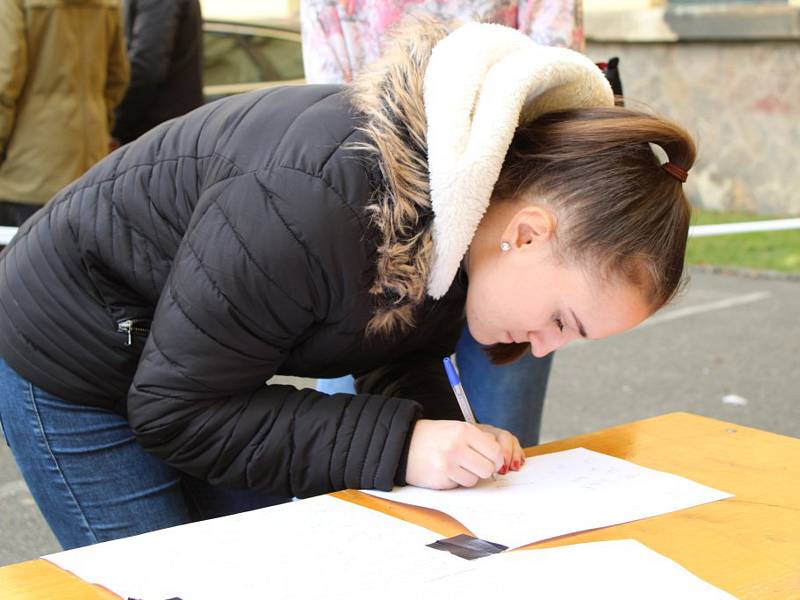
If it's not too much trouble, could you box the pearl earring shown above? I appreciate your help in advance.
[500,241,511,252]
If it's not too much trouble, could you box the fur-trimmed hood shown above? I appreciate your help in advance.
[349,18,613,336]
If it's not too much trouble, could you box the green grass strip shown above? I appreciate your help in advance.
[687,209,800,274]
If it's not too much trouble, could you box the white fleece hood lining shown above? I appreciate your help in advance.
[423,22,614,299]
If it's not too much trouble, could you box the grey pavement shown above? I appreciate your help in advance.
[1,269,798,566]
[542,269,799,442]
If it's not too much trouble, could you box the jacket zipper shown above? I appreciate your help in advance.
[117,319,151,346]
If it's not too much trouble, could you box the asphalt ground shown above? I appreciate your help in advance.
[1,269,798,566]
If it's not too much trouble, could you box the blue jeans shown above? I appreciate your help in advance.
[0,358,287,551]
[317,326,552,447]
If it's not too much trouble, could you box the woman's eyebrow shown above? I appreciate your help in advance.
[570,309,588,338]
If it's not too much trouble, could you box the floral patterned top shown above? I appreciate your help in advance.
[300,0,584,84]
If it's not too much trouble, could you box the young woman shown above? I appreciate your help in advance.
[302,0,588,448]
[0,19,695,550]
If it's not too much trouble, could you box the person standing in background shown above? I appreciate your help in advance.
[301,1,583,84]
[0,0,129,227]
[112,0,204,146]
[301,0,584,446]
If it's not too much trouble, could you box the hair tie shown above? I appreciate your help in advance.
[662,162,688,183]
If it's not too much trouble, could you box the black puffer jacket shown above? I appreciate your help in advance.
[0,79,468,497]
[113,0,204,144]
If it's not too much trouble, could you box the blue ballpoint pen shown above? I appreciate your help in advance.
[443,356,498,480]
[442,356,476,425]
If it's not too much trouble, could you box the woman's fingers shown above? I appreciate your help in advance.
[464,427,504,473]
[458,442,500,480]
[475,423,525,472]
[406,419,502,489]
[449,465,480,488]
[505,432,524,471]
[496,429,516,470]
[404,420,529,490]
[405,420,504,489]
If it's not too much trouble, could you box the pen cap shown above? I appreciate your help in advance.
[443,357,461,387]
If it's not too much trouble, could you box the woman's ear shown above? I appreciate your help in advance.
[501,206,556,251]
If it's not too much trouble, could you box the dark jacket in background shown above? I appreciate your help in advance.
[113,0,204,144]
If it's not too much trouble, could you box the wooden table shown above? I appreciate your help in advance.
[1,412,798,599]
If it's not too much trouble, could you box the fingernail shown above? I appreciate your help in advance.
[499,465,508,475]
[512,460,520,470]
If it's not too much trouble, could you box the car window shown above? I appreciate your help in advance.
[203,22,304,92]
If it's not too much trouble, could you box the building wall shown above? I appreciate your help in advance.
[587,40,799,214]
[585,2,800,215]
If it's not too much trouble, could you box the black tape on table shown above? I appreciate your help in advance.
[426,533,508,560]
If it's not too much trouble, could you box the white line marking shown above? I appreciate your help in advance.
[563,291,771,350]
[722,394,748,406]
[0,226,17,245]
[639,291,771,329]
[689,218,800,237]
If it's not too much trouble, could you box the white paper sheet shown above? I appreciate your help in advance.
[44,495,468,600]
[393,539,736,599]
[44,491,735,599]
[365,447,733,548]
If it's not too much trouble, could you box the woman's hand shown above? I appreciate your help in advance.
[405,419,514,489]
[474,423,525,475]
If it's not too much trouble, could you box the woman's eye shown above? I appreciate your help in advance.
[555,318,564,332]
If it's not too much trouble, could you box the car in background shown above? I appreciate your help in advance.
[202,17,305,102]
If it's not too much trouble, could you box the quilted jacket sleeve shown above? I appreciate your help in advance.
[354,333,464,423]
[126,174,421,497]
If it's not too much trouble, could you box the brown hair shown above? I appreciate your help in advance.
[484,106,696,365]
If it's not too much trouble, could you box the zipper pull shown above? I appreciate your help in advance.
[117,319,133,346]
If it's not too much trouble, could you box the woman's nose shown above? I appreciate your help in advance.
[529,333,562,357]
[529,329,578,357]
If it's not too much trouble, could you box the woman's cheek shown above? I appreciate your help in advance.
[464,292,494,345]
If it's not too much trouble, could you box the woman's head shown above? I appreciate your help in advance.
[465,106,696,363]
